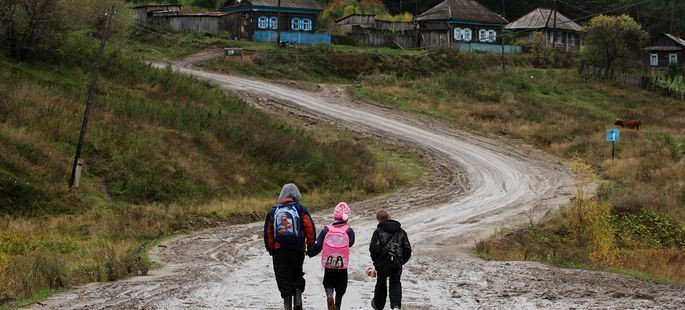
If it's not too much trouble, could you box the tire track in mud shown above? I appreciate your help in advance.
[32,62,685,309]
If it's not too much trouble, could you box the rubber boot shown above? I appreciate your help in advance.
[283,296,293,310]
[326,288,336,310]
[293,289,303,310]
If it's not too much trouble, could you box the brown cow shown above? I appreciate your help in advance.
[614,119,641,130]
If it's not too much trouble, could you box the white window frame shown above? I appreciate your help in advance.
[257,16,268,29]
[569,34,576,47]
[454,27,464,41]
[463,28,472,41]
[669,53,678,64]
[291,18,300,30]
[488,29,497,43]
[650,53,659,67]
[269,17,278,30]
[302,18,312,31]
[478,29,487,42]
[478,29,496,43]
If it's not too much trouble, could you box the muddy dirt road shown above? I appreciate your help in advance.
[33,62,684,309]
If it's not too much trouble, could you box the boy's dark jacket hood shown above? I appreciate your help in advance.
[377,220,401,234]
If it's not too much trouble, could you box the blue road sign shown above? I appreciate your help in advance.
[607,128,620,142]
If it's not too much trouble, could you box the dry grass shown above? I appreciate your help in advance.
[0,191,338,299]
[617,248,685,281]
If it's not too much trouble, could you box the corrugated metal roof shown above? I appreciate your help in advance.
[665,33,685,47]
[246,0,322,10]
[505,8,582,32]
[416,0,507,24]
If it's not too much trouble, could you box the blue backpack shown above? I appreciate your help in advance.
[273,203,301,242]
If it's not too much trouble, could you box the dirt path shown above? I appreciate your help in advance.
[32,59,684,309]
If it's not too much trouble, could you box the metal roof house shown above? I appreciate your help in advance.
[505,8,583,52]
[645,33,685,69]
[416,0,510,51]
[222,0,329,44]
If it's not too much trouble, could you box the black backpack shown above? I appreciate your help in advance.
[377,230,403,266]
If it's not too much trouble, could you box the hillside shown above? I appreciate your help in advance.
[0,32,424,305]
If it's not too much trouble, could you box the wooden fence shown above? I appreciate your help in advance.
[579,64,643,86]
[579,64,685,101]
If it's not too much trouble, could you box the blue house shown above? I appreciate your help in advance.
[222,0,329,44]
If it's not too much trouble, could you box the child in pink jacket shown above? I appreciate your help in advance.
[307,202,355,310]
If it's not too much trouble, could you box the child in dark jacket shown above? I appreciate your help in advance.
[307,202,355,310]
[369,209,411,310]
[264,183,317,310]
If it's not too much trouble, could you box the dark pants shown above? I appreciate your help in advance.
[373,263,402,310]
[272,249,306,298]
[323,268,348,309]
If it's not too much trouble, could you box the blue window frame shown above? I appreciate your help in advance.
[302,18,312,31]
[289,18,312,31]
[270,17,278,30]
[257,16,268,29]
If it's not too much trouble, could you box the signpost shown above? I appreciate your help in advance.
[607,128,620,160]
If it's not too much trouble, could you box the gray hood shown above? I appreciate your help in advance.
[278,183,302,202]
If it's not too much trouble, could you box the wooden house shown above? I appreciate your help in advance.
[505,8,583,52]
[132,4,182,24]
[149,12,232,34]
[334,13,417,48]
[645,33,684,69]
[336,13,376,33]
[222,0,323,41]
[416,0,508,49]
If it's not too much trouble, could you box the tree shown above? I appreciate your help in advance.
[581,14,648,78]
[530,32,554,68]
[0,0,66,60]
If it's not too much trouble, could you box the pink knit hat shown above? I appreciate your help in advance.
[333,202,351,222]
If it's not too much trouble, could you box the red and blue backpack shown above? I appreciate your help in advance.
[273,203,301,243]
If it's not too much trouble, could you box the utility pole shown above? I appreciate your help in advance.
[671,0,677,34]
[69,5,115,189]
[415,0,420,48]
[276,0,281,45]
[552,0,557,48]
[501,0,505,71]
[543,1,553,48]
